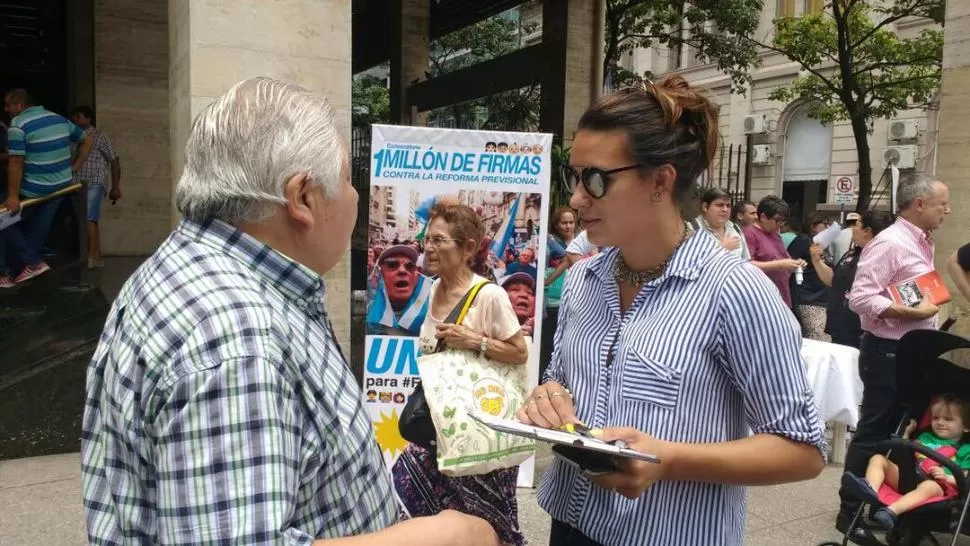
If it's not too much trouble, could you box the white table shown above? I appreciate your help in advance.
[801,338,864,463]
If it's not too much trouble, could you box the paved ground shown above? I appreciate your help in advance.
[1,446,856,546]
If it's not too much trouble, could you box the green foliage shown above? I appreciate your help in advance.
[550,145,572,210]
[604,0,764,93]
[760,0,944,209]
[351,75,390,126]
[768,2,943,125]
[427,10,540,131]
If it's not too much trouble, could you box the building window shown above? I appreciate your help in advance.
[805,0,824,14]
[777,0,796,17]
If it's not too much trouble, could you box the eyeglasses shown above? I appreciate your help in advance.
[425,236,460,248]
[381,259,416,271]
[560,164,642,199]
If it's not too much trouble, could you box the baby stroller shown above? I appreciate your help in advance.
[824,328,970,546]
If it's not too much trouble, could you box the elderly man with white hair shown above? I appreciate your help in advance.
[80,78,499,546]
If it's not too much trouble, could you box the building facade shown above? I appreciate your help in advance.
[616,1,940,218]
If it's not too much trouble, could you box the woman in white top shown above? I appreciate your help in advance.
[392,201,529,546]
[689,187,750,260]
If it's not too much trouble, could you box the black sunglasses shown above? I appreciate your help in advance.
[560,164,642,199]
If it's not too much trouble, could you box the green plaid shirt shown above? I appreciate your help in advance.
[81,219,395,545]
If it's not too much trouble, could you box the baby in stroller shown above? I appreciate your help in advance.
[843,393,970,531]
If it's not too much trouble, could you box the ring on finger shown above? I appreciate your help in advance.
[535,394,546,400]
[550,391,564,397]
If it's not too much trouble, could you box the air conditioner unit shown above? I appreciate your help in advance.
[743,113,768,134]
[888,119,919,141]
[883,145,918,169]
[751,144,772,165]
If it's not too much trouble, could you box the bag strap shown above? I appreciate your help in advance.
[434,280,491,353]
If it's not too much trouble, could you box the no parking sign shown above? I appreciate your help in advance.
[833,175,855,204]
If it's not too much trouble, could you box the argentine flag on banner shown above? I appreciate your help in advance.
[489,194,521,259]
[365,272,432,335]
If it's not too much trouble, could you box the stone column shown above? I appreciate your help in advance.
[389,0,430,125]
[94,0,171,256]
[934,0,970,332]
[540,0,595,146]
[168,0,353,350]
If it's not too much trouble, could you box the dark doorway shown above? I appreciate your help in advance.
[782,179,828,228]
[0,0,69,116]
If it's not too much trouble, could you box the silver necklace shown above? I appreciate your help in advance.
[613,228,691,286]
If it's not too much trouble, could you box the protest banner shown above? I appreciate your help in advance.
[363,124,552,487]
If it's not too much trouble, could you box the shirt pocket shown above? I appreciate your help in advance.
[619,346,683,410]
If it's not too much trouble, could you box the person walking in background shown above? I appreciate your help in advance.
[71,106,121,269]
[836,176,950,541]
[2,88,92,286]
[687,187,749,260]
[811,210,893,349]
[788,213,834,341]
[743,195,806,309]
[519,75,824,546]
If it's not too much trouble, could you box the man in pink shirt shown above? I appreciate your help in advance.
[836,176,950,538]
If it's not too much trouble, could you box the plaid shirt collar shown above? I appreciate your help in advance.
[177,218,327,317]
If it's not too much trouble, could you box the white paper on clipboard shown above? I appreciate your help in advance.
[470,411,661,463]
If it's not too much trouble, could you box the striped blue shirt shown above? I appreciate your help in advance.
[539,230,826,546]
[7,106,84,197]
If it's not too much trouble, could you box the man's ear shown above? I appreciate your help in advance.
[283,173,314,228]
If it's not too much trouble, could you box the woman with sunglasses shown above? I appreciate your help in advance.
[392,201,529,546]
[514,75,826,546]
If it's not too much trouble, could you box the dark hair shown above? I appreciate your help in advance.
[577,74,719,202]
[930,393,970,431]
[5,88,32,106]
[72,105,95,125]
[549,206,577,239]
[732,200,755,220]
[807,212,828,230]
[860,210,893,237]
[756,195,789,220]
[700,187,731,207]
[784,217,802,234]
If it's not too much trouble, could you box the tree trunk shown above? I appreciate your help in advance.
[850,115,873,212]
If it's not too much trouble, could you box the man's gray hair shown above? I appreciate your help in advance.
[175,77,345,224]
[896,175,938,211]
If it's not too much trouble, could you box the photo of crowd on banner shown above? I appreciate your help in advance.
[365,187,543,345]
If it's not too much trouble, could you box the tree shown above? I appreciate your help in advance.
[604,0,764,92]
[426,11,540,131]
[751,0,944,211]
[352,74,390,126]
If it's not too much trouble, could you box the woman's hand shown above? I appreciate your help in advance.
[435,323,481,351]
[589,428,669,499]
[588,427,669,499]
[516,381,579,428]
[809,244,824,262]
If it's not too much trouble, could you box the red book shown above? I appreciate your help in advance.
[888,271,951,307]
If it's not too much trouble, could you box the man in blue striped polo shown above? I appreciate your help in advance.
[1,88,92,286]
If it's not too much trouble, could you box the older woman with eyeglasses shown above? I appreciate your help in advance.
[392,202,529,546]
[514,75,825,546]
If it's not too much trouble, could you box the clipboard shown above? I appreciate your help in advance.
[470,411,661,466]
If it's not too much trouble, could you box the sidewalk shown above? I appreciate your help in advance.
[2,447,858,545]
